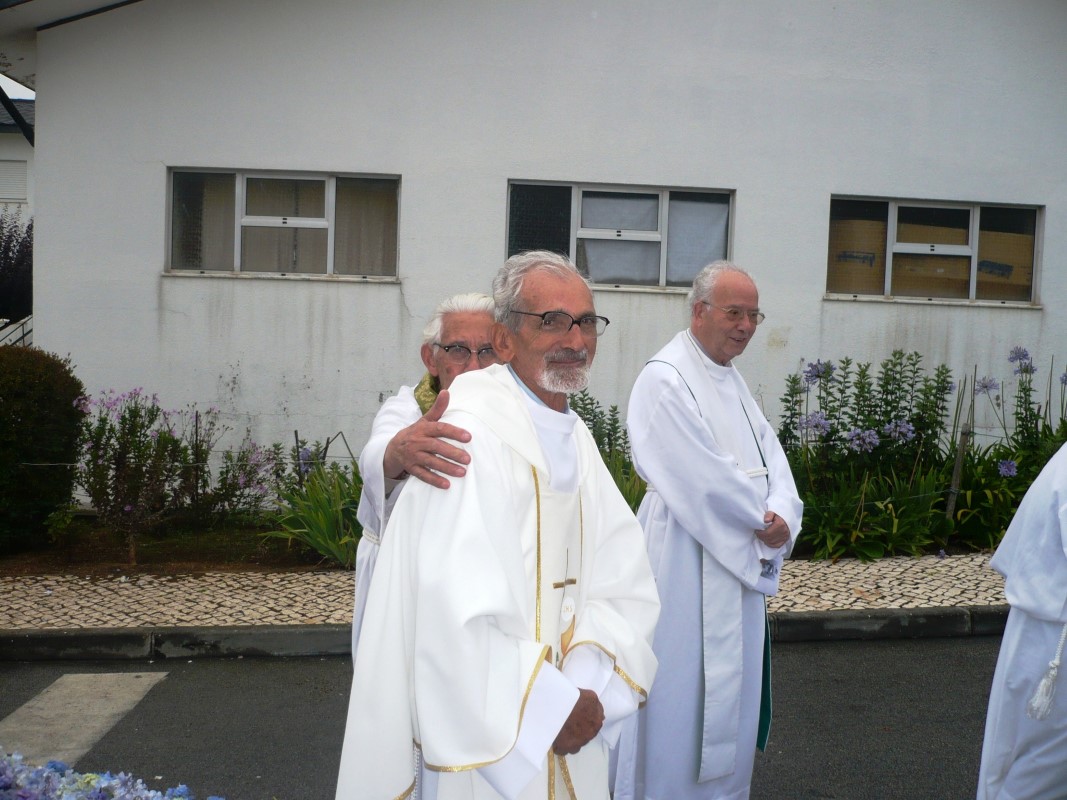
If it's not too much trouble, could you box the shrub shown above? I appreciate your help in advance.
[76,388,188,563]
[265,461,361,568]
[0,346,85,552]
[0,214,31,323]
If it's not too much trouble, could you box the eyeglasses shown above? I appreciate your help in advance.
[701,302,766,325]
[434,343,502,366]
[509,309,611,337]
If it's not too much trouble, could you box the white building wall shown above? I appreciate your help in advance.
[30,0,1067,450]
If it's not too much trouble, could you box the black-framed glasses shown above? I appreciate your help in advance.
[701,302,765,325]
[434,343,501,366]
[509,309,610,337]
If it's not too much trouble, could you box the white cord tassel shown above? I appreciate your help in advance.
[1027,622,1067,721]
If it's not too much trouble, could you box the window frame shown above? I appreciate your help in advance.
[827,196,1041,305]
[509,180,733,289]
[166,167,400,278]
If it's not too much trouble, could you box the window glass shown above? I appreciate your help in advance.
[666,192,729,287]
[508,184,571,257]
[890,254,971,299]
[241,227,328,274]
[171,172,235,271]
[246,178,325,218]
[976,207,1036,302]
[581,191,658,231]
[334,178,398,276]
[826,199,888,295]
[896,206,969,246]
[577,239,660,285]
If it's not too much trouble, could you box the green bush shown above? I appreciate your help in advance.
[0,215,31,323]
[265,461,362,568]
[0,345,86,551]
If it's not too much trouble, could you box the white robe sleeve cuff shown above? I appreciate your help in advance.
[477,663,579,799]
[561,645,641,747]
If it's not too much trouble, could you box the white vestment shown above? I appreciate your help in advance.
[353,385,422,657]
[336,364,660,800]
[978,442,1067,800]
[614,330,802,800]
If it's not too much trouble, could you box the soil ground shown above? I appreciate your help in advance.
[0,517,330,577]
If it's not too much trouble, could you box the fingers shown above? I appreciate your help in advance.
[422,389,450,423]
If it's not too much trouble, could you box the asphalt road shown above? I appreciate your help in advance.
[0,635,1002,800]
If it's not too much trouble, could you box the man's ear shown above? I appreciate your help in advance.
[491,322,514,364]
[420,342,439,376]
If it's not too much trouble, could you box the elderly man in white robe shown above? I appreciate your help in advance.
[351,292,498,656]
[336,250,660,800]
[614,260,803,800]
[978,441,1067,799]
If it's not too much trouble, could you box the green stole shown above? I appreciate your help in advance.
[413,372,440,415]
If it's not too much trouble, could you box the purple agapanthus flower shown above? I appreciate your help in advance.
[1008,346,1030,364]
[844,428,880,453]
[802,359,836,387]
[1060,372,1067,387]
[998,459,1017,477]
[298,446,313,476]
[1014,361,1037,376]
[974,376,1000,396]
[882,419,916,442]
[799,411,831,439]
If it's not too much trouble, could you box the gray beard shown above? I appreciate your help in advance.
[538,363,590,394]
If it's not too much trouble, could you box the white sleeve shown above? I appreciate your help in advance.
[561,644,642,747]
[477,665,578,799]
[356,387,422,537]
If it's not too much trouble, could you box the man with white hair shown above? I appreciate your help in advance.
[352,292,498,655]
[336,251,659,799]
[614,261,803,800]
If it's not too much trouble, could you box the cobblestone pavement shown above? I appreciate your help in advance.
[0,553,1004,631]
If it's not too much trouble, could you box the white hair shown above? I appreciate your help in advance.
[686,260,756,313]
[492,250,587,330]
[421,292,496,345]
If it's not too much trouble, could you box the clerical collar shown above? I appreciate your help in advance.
[506,364,571,414]
[686,329,732,379]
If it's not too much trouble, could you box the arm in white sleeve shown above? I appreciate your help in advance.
[355,387,422,537]
[477,664,578,799]
[562,644,642,747]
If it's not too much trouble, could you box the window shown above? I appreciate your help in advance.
[826,198,1038,303]
[0,160,27,202]
[170,170,398,276]
[508,182,730,288]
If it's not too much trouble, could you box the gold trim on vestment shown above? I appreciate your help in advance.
[425,644,552,772]
[558,754,578,800]
[563,639,649,699]
[532,465,542,643]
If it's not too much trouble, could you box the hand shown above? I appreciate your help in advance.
[552,689,604,755]
[381,391,473,489]
[756,511,791,549]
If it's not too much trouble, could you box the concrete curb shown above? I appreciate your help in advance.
[771,605,1009,642]
[0,624,352,661]
[0,607,1010,661]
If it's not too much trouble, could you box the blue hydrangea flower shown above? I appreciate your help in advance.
[974,376,1000,396]
[998,459,1017,477]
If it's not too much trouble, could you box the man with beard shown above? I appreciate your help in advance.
[336,250,660,800]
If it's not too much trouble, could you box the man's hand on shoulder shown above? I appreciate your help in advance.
[382,390,473,489]
[552,688,605,755]
[756,511,791,549]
